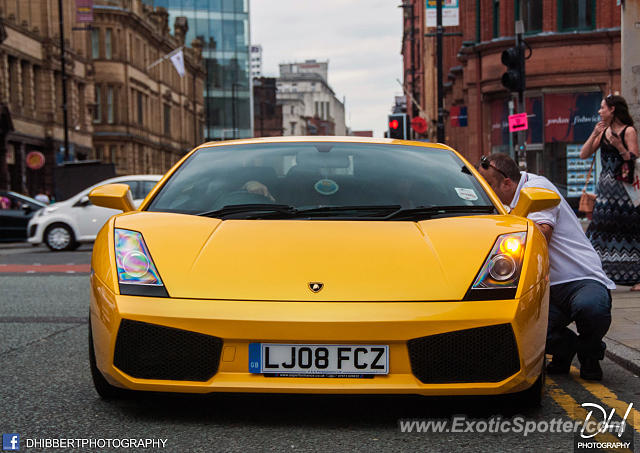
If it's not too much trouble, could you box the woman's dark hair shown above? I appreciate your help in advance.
[605,94,634,127]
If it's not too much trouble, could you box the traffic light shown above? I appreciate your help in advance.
[501,44,525,93]
[388,113,408,140]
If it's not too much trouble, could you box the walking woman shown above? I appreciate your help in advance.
[580,94,640,290]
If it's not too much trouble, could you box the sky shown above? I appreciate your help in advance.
[250,0,404,138]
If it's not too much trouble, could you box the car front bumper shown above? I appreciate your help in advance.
[27,221,43,244]
[90,274,549,396]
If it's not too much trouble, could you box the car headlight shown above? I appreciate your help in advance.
[463,232,527,301]
[114,228,168,297]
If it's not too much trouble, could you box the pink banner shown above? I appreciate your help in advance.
[76,0,93,23]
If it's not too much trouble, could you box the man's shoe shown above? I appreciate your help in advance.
[580,358,603,381]
[547,353,575,375]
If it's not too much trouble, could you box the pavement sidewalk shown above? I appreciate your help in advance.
[605,286,640,376]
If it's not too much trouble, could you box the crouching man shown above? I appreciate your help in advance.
[477,153,614,381]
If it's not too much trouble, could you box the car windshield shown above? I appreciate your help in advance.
[146,142,495,218]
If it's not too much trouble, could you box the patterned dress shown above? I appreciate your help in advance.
[586,126,640,285]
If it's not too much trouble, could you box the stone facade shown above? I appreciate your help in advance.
[276,60,346,136]
[91,0,205,176]
[0,0,205,197]
[0,0,94,195]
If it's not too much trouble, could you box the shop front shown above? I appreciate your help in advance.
[490,90,603,208]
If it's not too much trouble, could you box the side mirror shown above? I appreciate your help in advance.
[74,196,91,207]
[88,184,135,212]
[21,204,32,214]
[511,187,561,218]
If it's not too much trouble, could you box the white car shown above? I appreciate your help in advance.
[28,175,162,251]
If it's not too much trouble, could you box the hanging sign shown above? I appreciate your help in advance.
[508,113,528,132]
[426,0,459,27]
[76,0,93,23]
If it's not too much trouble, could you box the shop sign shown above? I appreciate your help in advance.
[26,151,45,170]
[544,92,601,143]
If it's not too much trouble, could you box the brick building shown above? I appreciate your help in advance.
[405,0,621,199]
[91,0,205,175]
[253,77,283,137]
[0,0,94,195]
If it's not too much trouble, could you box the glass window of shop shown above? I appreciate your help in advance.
[488,93,602,202]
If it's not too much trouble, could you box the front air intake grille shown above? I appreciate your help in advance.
[407,323,520,384]
[113,319,223,381]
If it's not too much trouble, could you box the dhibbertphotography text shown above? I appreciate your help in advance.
[24,438,167,449]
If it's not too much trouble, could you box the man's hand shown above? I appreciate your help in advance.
[536,223,553,243]
[243,181,275,201]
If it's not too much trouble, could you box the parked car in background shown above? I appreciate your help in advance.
[28,175,162,251]
[0,191,47,242]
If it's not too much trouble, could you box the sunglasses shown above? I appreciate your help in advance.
[480,156,509,179]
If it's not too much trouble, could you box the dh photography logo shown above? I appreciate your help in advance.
[2,434,20,451]
[574,402,634,452]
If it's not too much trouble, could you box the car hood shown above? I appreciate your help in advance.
[114,212,528,301]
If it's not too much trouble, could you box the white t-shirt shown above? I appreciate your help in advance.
[510,172,615,289]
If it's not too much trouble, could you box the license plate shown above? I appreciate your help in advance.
[248,343,388,376]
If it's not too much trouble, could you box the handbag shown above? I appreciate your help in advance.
[614,127,636,184]
[615,156,636,184]
[622,158,640,207]
[579,155,597,219]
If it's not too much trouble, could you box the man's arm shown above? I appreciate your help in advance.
[536,223,553,243]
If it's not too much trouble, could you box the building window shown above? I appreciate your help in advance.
[107,86,114,124]
[91,28,100,59]
[493,0,500,38]
[164,104,171,136]
[107,145,115,163]
[93,86,101,123]
[559,0,595,31]
[78,82,85,129]
[21,61,30,109]
[517,0,542,33]
[94,145,103,161]
[291,105,294,115]
[137,91,143,125]
[105,28,113,59]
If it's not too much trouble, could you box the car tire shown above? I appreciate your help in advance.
[515,359,546,408]
[88,319,129,400]
[44,223,76,251]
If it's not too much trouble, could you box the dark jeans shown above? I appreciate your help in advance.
[546,279,612,362]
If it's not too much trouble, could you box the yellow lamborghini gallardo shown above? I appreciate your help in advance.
[88,137,560,406]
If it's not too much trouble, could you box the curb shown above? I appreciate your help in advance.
[604,335,640,377]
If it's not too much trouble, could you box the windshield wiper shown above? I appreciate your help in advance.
[293,205,402,217]
[384,205,496,220]
[197,204,297,218]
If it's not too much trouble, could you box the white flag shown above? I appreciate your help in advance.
[170,49,185,77]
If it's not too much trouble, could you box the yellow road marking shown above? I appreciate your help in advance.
[569,365,640,434]
[547,377,633,452]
